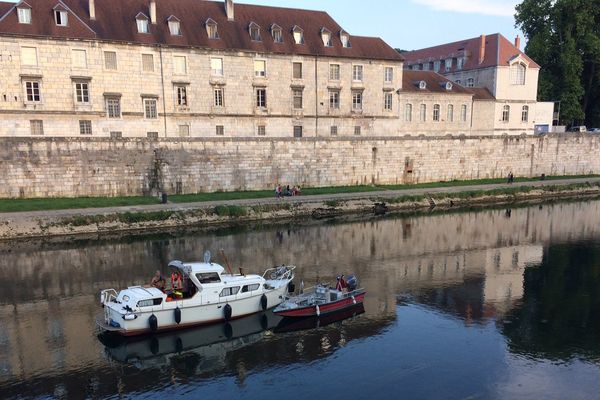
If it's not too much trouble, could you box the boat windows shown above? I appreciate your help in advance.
[220,287,240,297]
[137,298,163,308]
[196,272,221,284]
[241,283,261,293]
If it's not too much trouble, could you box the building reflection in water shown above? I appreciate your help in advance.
[1,200,600,397]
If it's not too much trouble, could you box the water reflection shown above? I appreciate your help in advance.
[1,199,600,398]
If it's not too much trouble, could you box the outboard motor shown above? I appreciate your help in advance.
[346,275,358,291]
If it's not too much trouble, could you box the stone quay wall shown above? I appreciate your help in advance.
[1,134,599,199]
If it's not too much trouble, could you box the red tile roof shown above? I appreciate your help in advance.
[401,70,473,95]
[402,33,539,72]
[0,0,403,61]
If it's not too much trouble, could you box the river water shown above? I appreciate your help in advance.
[2,199,600,399]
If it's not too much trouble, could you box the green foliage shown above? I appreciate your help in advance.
[214,205,248,217]
[324,200,341,207]
[516,0,600,126]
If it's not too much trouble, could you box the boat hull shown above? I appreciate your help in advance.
[274,291,366,318]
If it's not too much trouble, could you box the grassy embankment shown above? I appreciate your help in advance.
[0,175,597,213]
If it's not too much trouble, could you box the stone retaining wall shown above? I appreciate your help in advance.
[1,134,598,198]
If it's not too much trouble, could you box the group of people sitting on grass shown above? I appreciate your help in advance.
[275,184,302,198]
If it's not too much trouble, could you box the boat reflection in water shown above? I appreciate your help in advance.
[275,303,365,333]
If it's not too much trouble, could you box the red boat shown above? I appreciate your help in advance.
[273,276,366,318]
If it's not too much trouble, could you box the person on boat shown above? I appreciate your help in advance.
[336,275,348,292]
[150,270,166,291]
[171,270,183,291]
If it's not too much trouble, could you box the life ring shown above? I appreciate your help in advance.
[260,294,268,311]
[174,307,181,324]
[224,304,232,321]
[149,314,158,332]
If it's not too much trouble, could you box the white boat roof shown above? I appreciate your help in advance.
[169,260,225,275]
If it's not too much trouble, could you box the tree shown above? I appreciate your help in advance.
[515,0,600,127]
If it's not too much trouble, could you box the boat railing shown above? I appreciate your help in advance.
[100,289,118,305]
[263,265,296,281]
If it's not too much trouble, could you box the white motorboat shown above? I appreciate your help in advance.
[97,252,295,336]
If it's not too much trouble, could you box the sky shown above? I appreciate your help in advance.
[3,0,524,50]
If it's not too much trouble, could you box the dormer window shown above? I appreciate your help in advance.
[321,28,332,47]
[54,5,68,27]
[457,57,465,70]
[168,16,181,36]
[206,18,219,39]
[17,3,32,24]
[292,26,304,45]
[249,22,261,41]
[340,30,351,48]
[445,82,453,91]
[418,81,427,90]
[136,13,149,34]
[271,24,283,43]
[510,62,526,85]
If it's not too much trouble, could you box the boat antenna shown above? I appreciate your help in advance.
[220,249,234,276]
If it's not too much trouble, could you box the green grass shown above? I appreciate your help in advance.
[0,174,598,213]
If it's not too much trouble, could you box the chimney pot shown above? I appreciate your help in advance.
[515,35,521,50]
[89,0,95,20]
[478,34,486,65]
[150,0,157,25]
[225,0,234,21]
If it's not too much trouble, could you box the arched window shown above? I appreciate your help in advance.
[206,18,219,39]
[461,105,468,122]
[521,105,529,122]
[433,104,440,122]
[447,104,454,122]
[510,62,526,85]
[420,104,427,122]
[502,105,510,122]
[405,104,412,122]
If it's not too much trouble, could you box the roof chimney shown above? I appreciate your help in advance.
[225,0,234,21]
[514,35,521,50]
[478,34,486,64]
[150,0,157,25]
[89,0,95,20]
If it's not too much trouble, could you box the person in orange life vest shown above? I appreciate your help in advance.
[171,270,183,291]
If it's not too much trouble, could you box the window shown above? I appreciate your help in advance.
[214,87,224,107]
[293,126,303,137]
[168,19,181,36]
[384,67,393,83]
[17,7,31,24]
[330,64,340,80]
[466,78,474,88]
[502,105,510,122]
[510,63,526,85]
[445,58,452,72]
[257,125,266,136]
[292,26,304,44]
[256,88,267,108]
[178,124,190,137]
[254,60,266,77]
[241,284,261,293]
[176,85,188,106]
[340,31,351,48]
[433,61,440,72]
[54,9,68,26]
[21,47,37,66]
[405,104,412,122]
[72,49,87,68]
[136,15,149,33]
[293,89,303,109]
[220,287,240,297]
[196,272,221,284]
[461,105,468,122]
[30,120,43,135]
[445,82,453,91]
[110,131,122,139]
[144,98,158,119]
[321,29,332,47]
[353,65,364,81]
[24,81,41,102]
[74,82,90,104]
[420,104,426,122]
[329,90,340,109]
[249,22,261,41]
[206,19,219,39]
[418,81,427,90]
[173,56,186,74]
[137,298,162,307]
[211,58,223,76]
[104,51,117,70]
[147,132,159,139]
[142,54,154,72]
[271,24,283,43]
[79,120,92,135]
[106,97,121,118]
[330,126,338,136]
[522,105,529,122]
[384,92,393,111]
[216,125,224,136]
[447,104,454,122]
[354,126,361,136]
[433,104,440,122]
[457,57,465,70]
[352,91,363,111]
[293,62,303,79]
[456,80,462,85]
